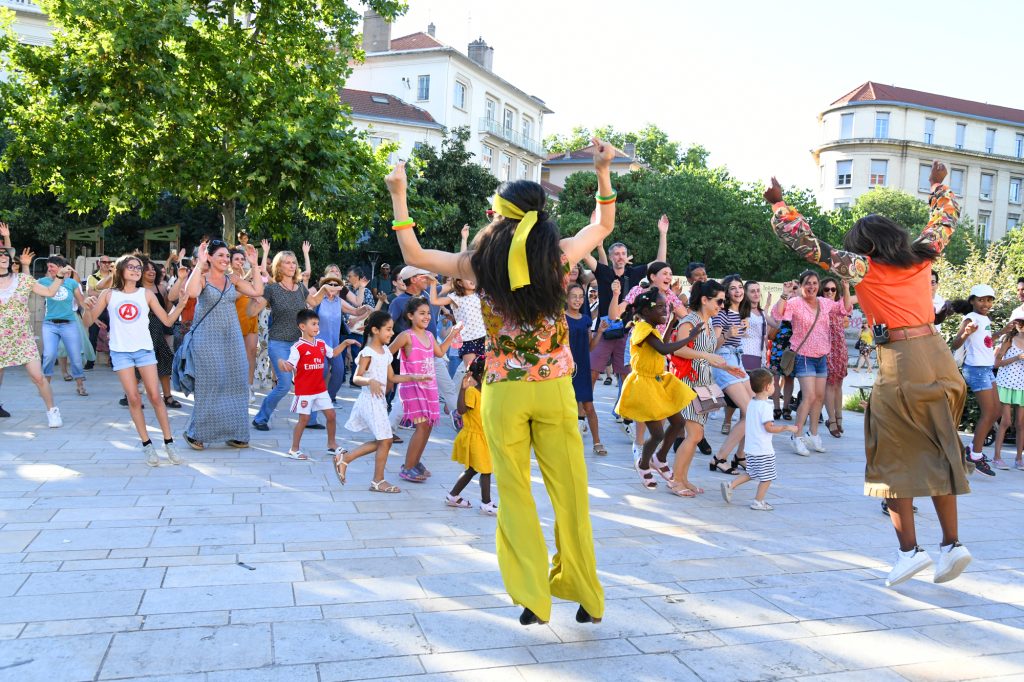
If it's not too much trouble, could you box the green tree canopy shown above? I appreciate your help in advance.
[544,124,704,173]
[0,0,406,242]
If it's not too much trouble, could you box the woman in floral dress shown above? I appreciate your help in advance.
[0,247,73,426]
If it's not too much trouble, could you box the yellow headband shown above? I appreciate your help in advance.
[492,195,538,290]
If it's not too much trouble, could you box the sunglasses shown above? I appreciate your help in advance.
[714,298,726,307]
[208,239,228,249]
[822,287,837,292]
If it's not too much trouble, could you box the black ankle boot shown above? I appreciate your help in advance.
[575,604,601,624]
[519,607,542,626]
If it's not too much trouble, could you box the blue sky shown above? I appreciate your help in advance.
[385,0,1024,188]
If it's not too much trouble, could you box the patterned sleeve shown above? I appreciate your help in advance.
[770,203,869,284]
[913,184,960,256]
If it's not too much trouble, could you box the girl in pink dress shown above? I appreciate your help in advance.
[389,296,461,482]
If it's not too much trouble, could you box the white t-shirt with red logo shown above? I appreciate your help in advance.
[288,338,334,396]
[106,288,152,353]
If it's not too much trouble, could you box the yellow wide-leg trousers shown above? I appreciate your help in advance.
[481,376,604,622]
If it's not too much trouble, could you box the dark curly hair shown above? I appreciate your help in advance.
[468,180,565,328]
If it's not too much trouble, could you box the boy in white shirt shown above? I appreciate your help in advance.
[721,368,798,510]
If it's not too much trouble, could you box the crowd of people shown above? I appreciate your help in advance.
[0,148,999,622]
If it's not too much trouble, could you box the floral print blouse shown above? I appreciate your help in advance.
[481,255,573,384]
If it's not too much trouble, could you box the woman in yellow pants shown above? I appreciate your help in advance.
[386,138,617,625]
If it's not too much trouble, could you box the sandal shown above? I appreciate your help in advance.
[721,421,732,435]
[284,449,310,460]
[392,434,404,444]
[782,409,792,421]
[731,455,747,471]
[774,408,783,420]
[592,443,608,456]
[399,467,427,482]
[667,483,696,498]
[369,479,401,493]
[445,494,472,508]
[652,456,674,482]
[226,440,249,448]
[184,434,205,451]
[76,384,88,397]
[709,456,738,475]
[164,396,182,408]
[837,417,844,434]
[333,452,349,484]
[62,373,73,382]
[633,460,658,489]
[827,419,841,438]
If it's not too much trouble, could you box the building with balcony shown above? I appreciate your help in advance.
[2,0,52,46]
[345,12,552,183]
[814,82,1024,241]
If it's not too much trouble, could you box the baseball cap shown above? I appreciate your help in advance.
[398,266,430,281]
[970,284,996,299]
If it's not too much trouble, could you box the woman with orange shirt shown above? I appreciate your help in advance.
[386,139,617,627]
[765,161,973,590]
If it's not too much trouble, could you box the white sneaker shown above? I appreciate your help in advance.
[720,481,733,504]
[480,501,498,516]
[46,407,63,428]
[791,434,810,456]
[749,499,774,511]
[885,546,933,587]
[578,418,588,434]
[806,431,826,453]
[143,443,160,467]
[933,542,972,584]
[164,442,182,465]
[632,443,642,465]
[248,386,256,404]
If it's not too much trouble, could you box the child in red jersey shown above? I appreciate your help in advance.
[278,309,360,460]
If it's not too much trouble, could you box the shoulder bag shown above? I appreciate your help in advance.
[780,300,821,377]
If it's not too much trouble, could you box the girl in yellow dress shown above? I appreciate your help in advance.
[445,357,497,515]
[616,288,700,489]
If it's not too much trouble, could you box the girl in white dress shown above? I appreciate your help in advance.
[336,310,431,493]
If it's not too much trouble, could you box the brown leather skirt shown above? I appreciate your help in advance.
[864,332,971,498]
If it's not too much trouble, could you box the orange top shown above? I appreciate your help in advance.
[855,258,933,329]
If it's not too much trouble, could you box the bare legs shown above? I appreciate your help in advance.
[25,359,56,410]
[794,375,826,437]
[243,332,258,387]
[403,422,433,470]
[339,437,398,488]
[971,384,1001,455]
[717,382,754,463]
[116,364,172,442]
[672,420,705,494]
[888,496,959,551]
[824,381,844,433]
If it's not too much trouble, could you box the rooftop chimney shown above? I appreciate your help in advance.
[467,37,494,71]
[427,22,436,37]
[362,10,391,53]
[623,142,636,159]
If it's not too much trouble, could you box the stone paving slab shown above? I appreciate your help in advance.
[1,365,1024,680]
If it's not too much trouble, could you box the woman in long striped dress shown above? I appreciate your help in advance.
[670,279,744,497]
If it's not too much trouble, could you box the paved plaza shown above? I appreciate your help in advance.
[0,367,1023,681]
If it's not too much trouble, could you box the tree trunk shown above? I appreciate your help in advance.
[221,199,236,243]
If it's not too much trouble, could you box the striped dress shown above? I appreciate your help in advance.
[677,312,716,426]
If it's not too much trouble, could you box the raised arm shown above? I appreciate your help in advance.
[459,224,470,253]
[764,178,868,284]
[186,242,210,299]
[655,214,669,262]
[0,222,10,249]
[386,163,475,280]
[560,138,617,264]
[913,162,960,256]
[301,241,312,283]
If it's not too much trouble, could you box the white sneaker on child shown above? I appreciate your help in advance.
[749,499,773,511]
[480,501,498,516]
[47,407,63,428]
[885,546,933,587]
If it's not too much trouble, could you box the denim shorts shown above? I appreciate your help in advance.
[712,348,749,388]
[963,364,996,393]
[110,348,158,372]
[794,354,828,378]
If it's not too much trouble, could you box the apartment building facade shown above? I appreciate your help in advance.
[814,82,1024,241]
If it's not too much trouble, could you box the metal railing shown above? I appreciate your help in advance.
[478,117,544,157]
[1,0,44,12]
